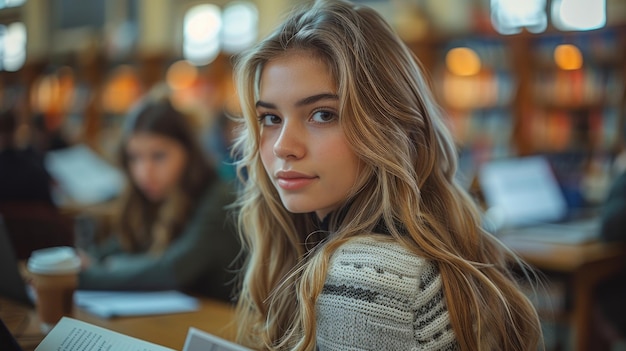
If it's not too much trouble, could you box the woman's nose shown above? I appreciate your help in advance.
[273,121,305,160]
[132,160,154,184]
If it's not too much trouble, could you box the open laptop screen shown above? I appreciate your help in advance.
[479,156,569,228]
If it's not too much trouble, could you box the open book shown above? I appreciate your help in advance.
[35,317,251,351]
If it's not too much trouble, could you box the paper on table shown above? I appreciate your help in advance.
[45,144,124,205]
[183,327,252,351]
[35,317,175,351]
[74,290,199,318]
[500,217,601,244]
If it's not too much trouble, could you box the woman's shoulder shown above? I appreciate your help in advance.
[317,235,457,350]
[326,234,440,298]
[332,235,434,273]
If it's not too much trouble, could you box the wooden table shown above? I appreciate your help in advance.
[1,296,237,351]
[501,236,626,351]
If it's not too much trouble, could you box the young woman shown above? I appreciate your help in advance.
[79,95,240,301]
[232,0,542,350]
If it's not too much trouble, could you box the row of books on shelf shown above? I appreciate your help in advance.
[523,107,622,153]
[447,108,513,149]
[449,108,514,189]
[440,28,622,71]
[443,37,511,69]
[532,29,622,66]
[448,106,621,155]
[533,67,624,107]
[436,70,516,109]
[437,66,623,111]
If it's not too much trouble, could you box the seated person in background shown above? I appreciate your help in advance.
[0,108,54,205]
[594,165,626,345]
[79,93,240,302]
[0,108,73,259]
[600,166,626,242]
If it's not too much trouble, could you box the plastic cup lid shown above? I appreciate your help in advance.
[27,246,81,275]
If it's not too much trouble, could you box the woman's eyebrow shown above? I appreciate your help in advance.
[255,93,338,110]
[295,93,338,107]
[255,100,276,109]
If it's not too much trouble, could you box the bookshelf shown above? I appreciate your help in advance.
[525,29,624,155]
[411,25,626,205]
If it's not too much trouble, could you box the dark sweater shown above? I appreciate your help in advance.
[79,180,240,302]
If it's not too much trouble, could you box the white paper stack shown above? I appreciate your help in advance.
[74,290,199,318]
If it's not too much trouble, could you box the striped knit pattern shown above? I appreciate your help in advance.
[316,235,459,350]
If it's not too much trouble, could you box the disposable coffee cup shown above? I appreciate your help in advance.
[27,246,81,334]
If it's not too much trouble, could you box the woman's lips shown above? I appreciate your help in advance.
[276,170,317,190]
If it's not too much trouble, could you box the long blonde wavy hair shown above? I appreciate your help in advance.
[232,1,542,350]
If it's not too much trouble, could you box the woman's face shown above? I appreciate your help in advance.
[257,51,361,220]
[126,132,188,202]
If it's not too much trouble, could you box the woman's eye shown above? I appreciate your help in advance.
[259,114,282,126]
[311,110,336,124]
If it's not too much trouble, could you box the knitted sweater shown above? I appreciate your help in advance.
[316,235,459,350]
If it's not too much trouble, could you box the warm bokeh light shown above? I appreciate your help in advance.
[30,68,76,131]
[166,60,199,91]
[443,72,498,109]
[101,65,143,115]
[446,47,481,76]
[31,75,60,115]
[554,44,583,70]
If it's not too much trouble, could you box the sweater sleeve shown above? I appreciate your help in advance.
[316,236,459,351]
[78,181,239,298]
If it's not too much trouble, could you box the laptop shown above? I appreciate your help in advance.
[0,317,24,351]
[478,156,600,244]
[0,217,34,307]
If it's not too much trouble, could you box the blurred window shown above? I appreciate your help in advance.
[0,0,25,8]
[183,2,258,66]
[552,0,606,31]
[221,1,258,54]
[183,4,221,66]
[490,0,547,35]
[0,22,26,71]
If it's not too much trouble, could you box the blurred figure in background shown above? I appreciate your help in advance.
[592,151,626,349]
[31,112,70,154]
[79,92,240,302]
[0,108,54,205]
[0,107,73,259]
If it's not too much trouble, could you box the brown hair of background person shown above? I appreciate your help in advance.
[117,96,218,253]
